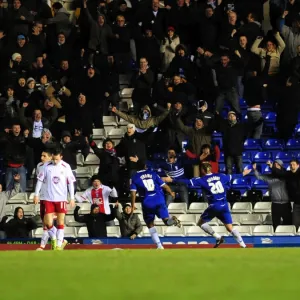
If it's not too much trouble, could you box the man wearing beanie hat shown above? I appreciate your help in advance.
[11,53,22,62]
[215,110,245,174]
[253,161,291,230]
[89,136,121,189]
[115,121,147,188]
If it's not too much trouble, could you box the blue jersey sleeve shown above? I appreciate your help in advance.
[154,173,165,187]
[189,177,203,187]
[130,178,137,192]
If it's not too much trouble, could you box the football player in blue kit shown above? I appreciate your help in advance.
[189,162,249,248]
[130,161,181,249]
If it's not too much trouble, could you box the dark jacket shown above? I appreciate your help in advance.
[113,208,143,237]
[74,205,115,238]
[84,9,114,54]
[273,168,300,205]
[116,132,147,170]
[176,118,214,156]
[61,140,86,170]
[0,132,27,165]
[216,114,246,156]
[1,207,37,238]
[19,106,58,131]
[90,141,120,187]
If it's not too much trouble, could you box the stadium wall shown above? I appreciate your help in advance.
[0,237,300,250]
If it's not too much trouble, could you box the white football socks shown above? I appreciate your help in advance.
[149,227,163,249]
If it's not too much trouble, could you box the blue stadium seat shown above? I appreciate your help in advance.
[261,101,273,111]
[251,179,268,195]
[231,177,251,190]
[261,164,272,174]
[242,152,252,164]
[295,124,300,136]
[264,112,277,123]
[262,139,284,151]
[253,152,272,163]
[274,152,294,163]
[219,163,226,173]
[219,152,225,163]
[286,139,300,150]
[244,139,262,151]
[239,98,247,108]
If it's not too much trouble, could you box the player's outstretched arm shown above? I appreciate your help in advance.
[162,184,175,199]
[131,191,137,215]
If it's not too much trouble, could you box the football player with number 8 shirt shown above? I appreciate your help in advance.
[34,148,76,250]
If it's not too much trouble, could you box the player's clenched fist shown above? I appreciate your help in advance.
[69,199,75,207]
[33,195,39,205]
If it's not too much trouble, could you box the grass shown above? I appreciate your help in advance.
[1,249,299,300]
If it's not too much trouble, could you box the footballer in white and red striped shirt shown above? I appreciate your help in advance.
[34,147,76,250]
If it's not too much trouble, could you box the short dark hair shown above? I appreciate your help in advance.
[290,159,299,165]
[52,147,63,156]
[52,2,63,10]
[42,148,53,156]
[248,12,258,21]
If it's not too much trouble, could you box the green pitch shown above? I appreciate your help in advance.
[1,249,299,300]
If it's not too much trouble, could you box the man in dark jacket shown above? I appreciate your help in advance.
[272,159,300,229]
[216,111,246,174]
[4,0,34,38]
[83,0,114,56]
[116,123,147,186]
[89,137,121,189]
[214,53,240,114]
[113,203,142,239]
[19,102,58,137]
[74,204,115,238]
[0,122,27,191]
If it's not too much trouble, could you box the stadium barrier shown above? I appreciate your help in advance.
[0,237,300,249]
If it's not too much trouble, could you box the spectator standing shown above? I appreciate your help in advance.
[215,111,245,174]
[176,115,214,177]
[213,53,240,115]
[158,148,189,205]
[89,138,121,189]
[199,144,220,174]
[19,102,58,137]
[160,26,180,73]
[113,203,142,239]
[272,159,300,229]
[131,57,154,112]
[253,161,292,230]
[112,103,171,131]
[115,123,147,182]
[0,122,27,191]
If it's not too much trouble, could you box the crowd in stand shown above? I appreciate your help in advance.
[0,0,300,238]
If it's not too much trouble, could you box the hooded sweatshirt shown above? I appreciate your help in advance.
[84,9,114,54]
[2,207,37,238]
[46,7,71,37]
[114,105,170,130]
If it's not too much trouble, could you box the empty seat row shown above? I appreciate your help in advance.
[4,202,274,217]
